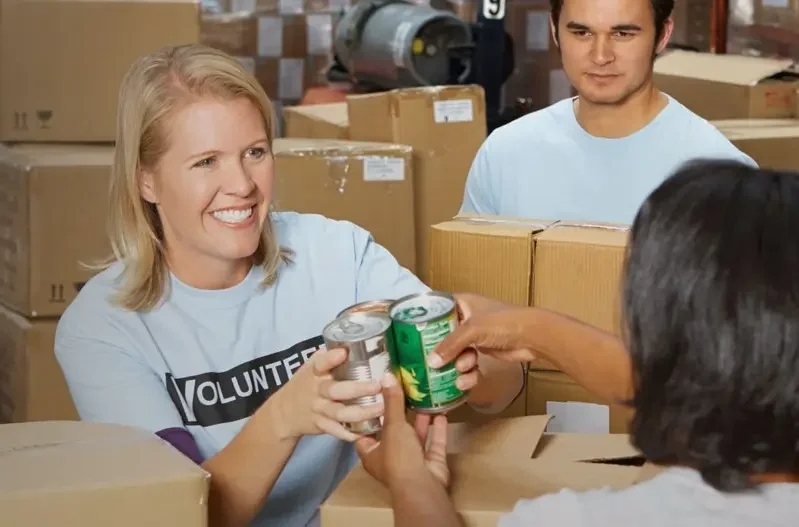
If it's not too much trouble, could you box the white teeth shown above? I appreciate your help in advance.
[212,207,253,224]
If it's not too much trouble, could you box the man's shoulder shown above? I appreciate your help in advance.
[662,98,757,166]
[483,99,574,153]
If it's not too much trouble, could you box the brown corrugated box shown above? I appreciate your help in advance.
[0,421,209,526]
[713,118,799,171]
[427,216,631,433]
[654,50,799,120]
[347,85,487,280]
[322,415,646,525]
[273,138,417,272]
[0,145,112,318]
[0,305,76,424]
[0,0,201,142]
[283,103,349,139]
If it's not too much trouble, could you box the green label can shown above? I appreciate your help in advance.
[389,292,468,414]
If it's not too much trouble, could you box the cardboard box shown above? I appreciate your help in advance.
[0,0,201,142]
[0,306,76,424]
[713,118,799,171]
[428,215,555,306]
[527,370,633,434]
[0,421,209,526]
[273,139,417,272]
[654,50,799,120]
[0,145,112,318]
[428,218,629,372]
[347,86,487,280]
[283,103,349,139]
[322,415,645,525]
[532,223,628,338]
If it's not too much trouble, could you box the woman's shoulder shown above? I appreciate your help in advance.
[272,211,371,252]
[57,262,135,339]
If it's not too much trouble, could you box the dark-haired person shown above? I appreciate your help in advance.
[359,159,799,526]
[460,0,756,224]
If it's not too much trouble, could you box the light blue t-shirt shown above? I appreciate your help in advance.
[54,212,428,527]
[460,96,758,223]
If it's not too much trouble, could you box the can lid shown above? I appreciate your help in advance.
[324,311,391,342]
[390,292,455,323]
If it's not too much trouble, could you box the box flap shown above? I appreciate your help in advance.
[533,433,643,463]
[447,415,551,458]
[322,456,641,525]
[434,214,555,237]
[535,223,629,246]
[654,50,795,86]
[712,119,799,139]
[273,138,412,157]
[284,103,348,125]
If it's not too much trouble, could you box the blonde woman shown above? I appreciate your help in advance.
[54,44,524,527]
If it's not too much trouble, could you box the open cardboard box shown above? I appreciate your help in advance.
[321,415,651,526]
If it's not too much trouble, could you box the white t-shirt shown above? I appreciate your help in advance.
[499,467,799,526]
[55,212,430,527]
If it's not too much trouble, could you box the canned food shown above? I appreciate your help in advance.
[322,311,394,435]
[389,292,468,414]
[337,299,395,318]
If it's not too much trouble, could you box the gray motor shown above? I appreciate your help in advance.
[333,0,473,89]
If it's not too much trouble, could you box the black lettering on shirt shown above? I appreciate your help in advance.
[165,335,324,427]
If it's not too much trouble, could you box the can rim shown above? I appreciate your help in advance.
[389,291,456,324]
[323,311,392,343]
[336,298,395,319]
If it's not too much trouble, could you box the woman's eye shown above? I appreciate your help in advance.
[246,147,267,159]
[193,156,216,168]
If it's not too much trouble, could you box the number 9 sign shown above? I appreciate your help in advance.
[482,0,506,19]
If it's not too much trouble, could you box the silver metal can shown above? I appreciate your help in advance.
[322,311,394,435]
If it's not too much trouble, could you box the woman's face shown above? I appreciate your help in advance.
[139,96,273,284]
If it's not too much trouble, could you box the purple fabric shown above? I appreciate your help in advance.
[156,427,205,465]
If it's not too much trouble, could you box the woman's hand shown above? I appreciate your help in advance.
[270,348,385,442]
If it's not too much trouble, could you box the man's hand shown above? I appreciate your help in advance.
[429,294,538,369]
[355,373,449,489]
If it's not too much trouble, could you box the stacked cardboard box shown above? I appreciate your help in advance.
[200,1,341,123]
[427,216,634,433]
[281,85,488,280]
[0,0,202,425]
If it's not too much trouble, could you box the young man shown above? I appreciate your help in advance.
[358,160,799,526]
[460,0,756,224]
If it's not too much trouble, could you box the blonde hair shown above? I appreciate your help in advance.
[101,43,291,311]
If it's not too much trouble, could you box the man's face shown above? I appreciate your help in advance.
[552,0,673,105]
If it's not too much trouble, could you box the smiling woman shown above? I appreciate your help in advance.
[52,43,524,527]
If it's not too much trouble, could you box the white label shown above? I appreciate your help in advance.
[526,11,550,51]
[363,157,406,181]
[307,14,333,55]
[433,99,474,123]
[257,17,283,57]
[235,56,256,75]
[762,0,789,7]
[392,22,413,68]
[278,58,304,100]
[545,401,610,434]
[481,0,505,19]
[279,0,303,13]
[230,0,255,12]
[549,68,573,104]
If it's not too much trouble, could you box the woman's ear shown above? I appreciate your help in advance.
[138,167,158,204]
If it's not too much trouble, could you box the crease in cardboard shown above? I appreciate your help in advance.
[552,221,630,232]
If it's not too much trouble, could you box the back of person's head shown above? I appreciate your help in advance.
[623,159,799,492]
[106,43,283,311]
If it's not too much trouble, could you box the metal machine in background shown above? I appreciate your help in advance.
[327,0,519,132]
